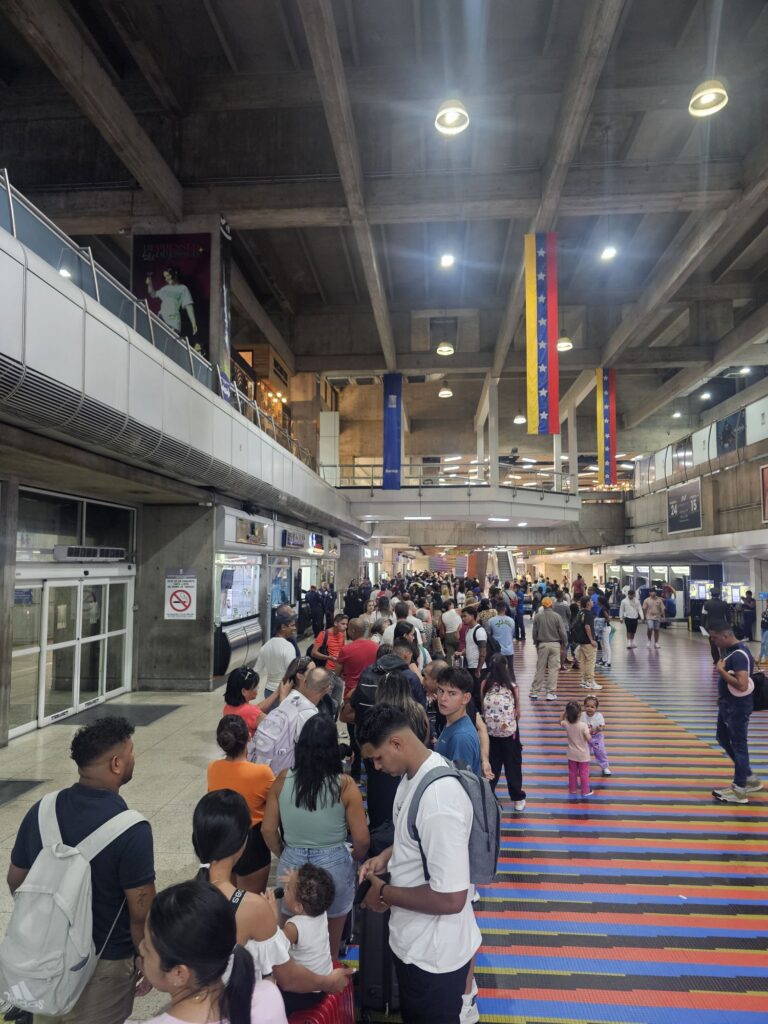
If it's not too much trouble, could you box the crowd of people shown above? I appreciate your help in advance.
[2,568,762,1024]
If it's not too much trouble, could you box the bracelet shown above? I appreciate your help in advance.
[378,882,390,906]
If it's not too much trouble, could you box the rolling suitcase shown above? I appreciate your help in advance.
[287,962,355,1024]
[357,907,399,1015]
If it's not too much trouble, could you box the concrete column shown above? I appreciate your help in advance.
[318,411,340,486]
[566,405,579,493]
[136,504,216,691]
[476,426,484,467]
[0,478,19,747]
[488,377,500,486]
[552,431,562,492]
[339,542,364,591]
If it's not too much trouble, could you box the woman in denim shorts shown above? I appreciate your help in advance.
[262,714,370,957]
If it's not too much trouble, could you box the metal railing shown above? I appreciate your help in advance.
[319,459,573,493]
[0,169,315,470]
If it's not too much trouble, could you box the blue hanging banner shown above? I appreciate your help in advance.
[382,373,402,490]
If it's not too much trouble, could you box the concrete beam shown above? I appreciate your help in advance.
[28,160,743,235]
[230,262,295,374]
[559,370,600,424]
[622,303,768,428]
[4,0,183,222]
[297,0,397,371]
[490,0,628,380]
[103,0,188,113]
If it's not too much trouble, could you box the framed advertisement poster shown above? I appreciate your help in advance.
[761,464,768,523]
[667,477,702,535]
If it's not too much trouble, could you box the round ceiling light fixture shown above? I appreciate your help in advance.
[688,79,728,118]
[672,410,682,419]
[700,391,711,400]
[513,410,527,425]
[438,385,453,398]
[556,335,573,352]
[435,340,455,356]
[439,252,456,268]
[435,98,470,135]
[600,245,618,261]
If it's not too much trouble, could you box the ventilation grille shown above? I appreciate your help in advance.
[53,545,127,562]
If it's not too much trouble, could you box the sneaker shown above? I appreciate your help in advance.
[583,790,595,797]
[604,663,611,668]
[546,693,557,700]
[586,681,603,690]
[745,775,764,793]
[460,980,480,1024]
[626,644,632,649]
[654,642,661,649]
[713,784,748,804]
[530,694,539,700]
[514,799,526,812]
[602,767,612,776]
[579,681,590,688]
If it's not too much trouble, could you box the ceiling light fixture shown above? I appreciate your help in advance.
[434,98,470,135]
[740,367,751,375]
[700,391,712,400]
[436,340,455,356]
[688,78,728,118]
[439,252,456,269]
[513,410,527,425]
[488,517,510,522]
[403,516,432,521]
[517,521,528,527]
[556,335,573,352]
[521,457,537,464]
[444,455,461,462]
[600,245,618,261]
[672,410,682,418]
[438,385,453,398]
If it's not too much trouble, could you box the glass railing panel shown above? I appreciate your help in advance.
[0,182,12,235]
[12,202,96,298]
[95,270,136,328]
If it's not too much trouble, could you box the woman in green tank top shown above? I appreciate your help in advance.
[262,715,369,958]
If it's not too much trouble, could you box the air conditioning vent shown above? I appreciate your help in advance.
[53,546,128,562]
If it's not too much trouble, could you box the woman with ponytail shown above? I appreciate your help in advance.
[192,791,352,1013]
[130,879,287,1023]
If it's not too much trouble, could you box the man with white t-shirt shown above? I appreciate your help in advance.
[461,606,487,701]
[358,705,481,1024]
[382,601,426,646]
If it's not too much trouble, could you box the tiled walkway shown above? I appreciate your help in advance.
[0,626,765,1022]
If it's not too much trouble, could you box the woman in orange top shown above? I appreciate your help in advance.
[222,666,289,738]
[207,715,275,893]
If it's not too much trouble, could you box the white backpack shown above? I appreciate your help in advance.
[0,790,145,1015]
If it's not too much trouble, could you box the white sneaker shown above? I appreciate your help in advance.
[546,693,557,700]
[514,799,526,812]
[655,642,661,649]
[460,979,480,1024]
[602,767,612,776]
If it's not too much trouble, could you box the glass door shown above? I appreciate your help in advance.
[40,582,80,723]
[10,586,43,734]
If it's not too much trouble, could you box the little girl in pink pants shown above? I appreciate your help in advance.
[581,696,611,776]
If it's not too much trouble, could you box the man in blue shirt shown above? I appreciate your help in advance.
[486,601,516,667]
[708,623,762,804]
[435,666,481,775]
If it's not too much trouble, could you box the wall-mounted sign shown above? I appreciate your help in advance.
[667,477,702,534]
[671,566,691,576]
[281,529,306,550]
[364,547,383,560]
[164,570,197,620]
[308,532,325,554]
[325,538,340,558]
[716,410,745,457]
[235,519,268,546]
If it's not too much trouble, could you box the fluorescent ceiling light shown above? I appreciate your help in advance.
[517,521,528,526]
[740,367,751,375]
[488,517,509,522]
[560,455,568,461]
[439,253,455,269]
[507,474,522,480]
[522,482,537,487]
[616,452,626,458]
[600,245,617,261]
[521,457,537,464]
[444,455,461,462]
[588,464,599,471]
[700,391,711,400]
[434,98,470,135]
[470,459,480,464]
[672,410,682,418]
[620,462,634,470]
[403,516,432,521]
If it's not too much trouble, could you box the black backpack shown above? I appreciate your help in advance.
[485,625,501,658]
[752,671,768,712]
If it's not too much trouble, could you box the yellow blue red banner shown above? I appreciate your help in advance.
[596,368,617,485]
[525,233,560,434]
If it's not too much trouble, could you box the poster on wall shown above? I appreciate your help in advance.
[667,477,702,535]
[716,409,746,456]
[164,571,198,620]
[132,233,211,358]
[761,464,768,523]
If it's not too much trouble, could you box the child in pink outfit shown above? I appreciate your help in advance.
[561,700,593,797]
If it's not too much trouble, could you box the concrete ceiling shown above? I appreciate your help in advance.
[2,0,768,439]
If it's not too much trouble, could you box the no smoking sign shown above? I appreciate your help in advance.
[164,572,198,620]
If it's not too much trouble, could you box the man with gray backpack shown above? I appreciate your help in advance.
[356,704,497,1024]
[2,717,155,1024]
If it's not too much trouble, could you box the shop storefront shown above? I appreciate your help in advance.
[271,526,340,636]
[362,546,383,582]
[213,507,272,675]
[9,488,135,737]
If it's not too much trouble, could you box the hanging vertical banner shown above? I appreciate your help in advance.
[525,232,560,434]
[382,373,402,490]
[596,367,617,485]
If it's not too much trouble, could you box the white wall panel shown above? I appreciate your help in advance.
[691,427,711,466]
[188,394,214,458]
[653,449,667,485]
[212,406,232,464]
[84,312,129,413]
[127,342,164,430]
[231,419,250,476]
[25,272,83,389]
[162,368,192,442]
[746,396,768,446]
[0,246,24,362]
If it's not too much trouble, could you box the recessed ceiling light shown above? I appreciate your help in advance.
[688,79,728,118]
[556,336,573,352]
[740,367,751,375]
[438,385,453,398]
[439,252,456,269]
[403,516,432,520]
[444,455,461,462]
[600,245,617,261]
[672,410,682,418]
[435,98,470,135]
[488,517,509,522]
[517,521,528,526]
[513,411,527,425]
[436,340,455,356]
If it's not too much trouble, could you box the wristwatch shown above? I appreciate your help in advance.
[378,882,390,907]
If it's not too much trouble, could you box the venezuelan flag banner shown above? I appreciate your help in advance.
[597,367,617,485]
[525,233,560,434]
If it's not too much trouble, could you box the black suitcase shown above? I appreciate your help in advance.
[357,907,400,1015]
